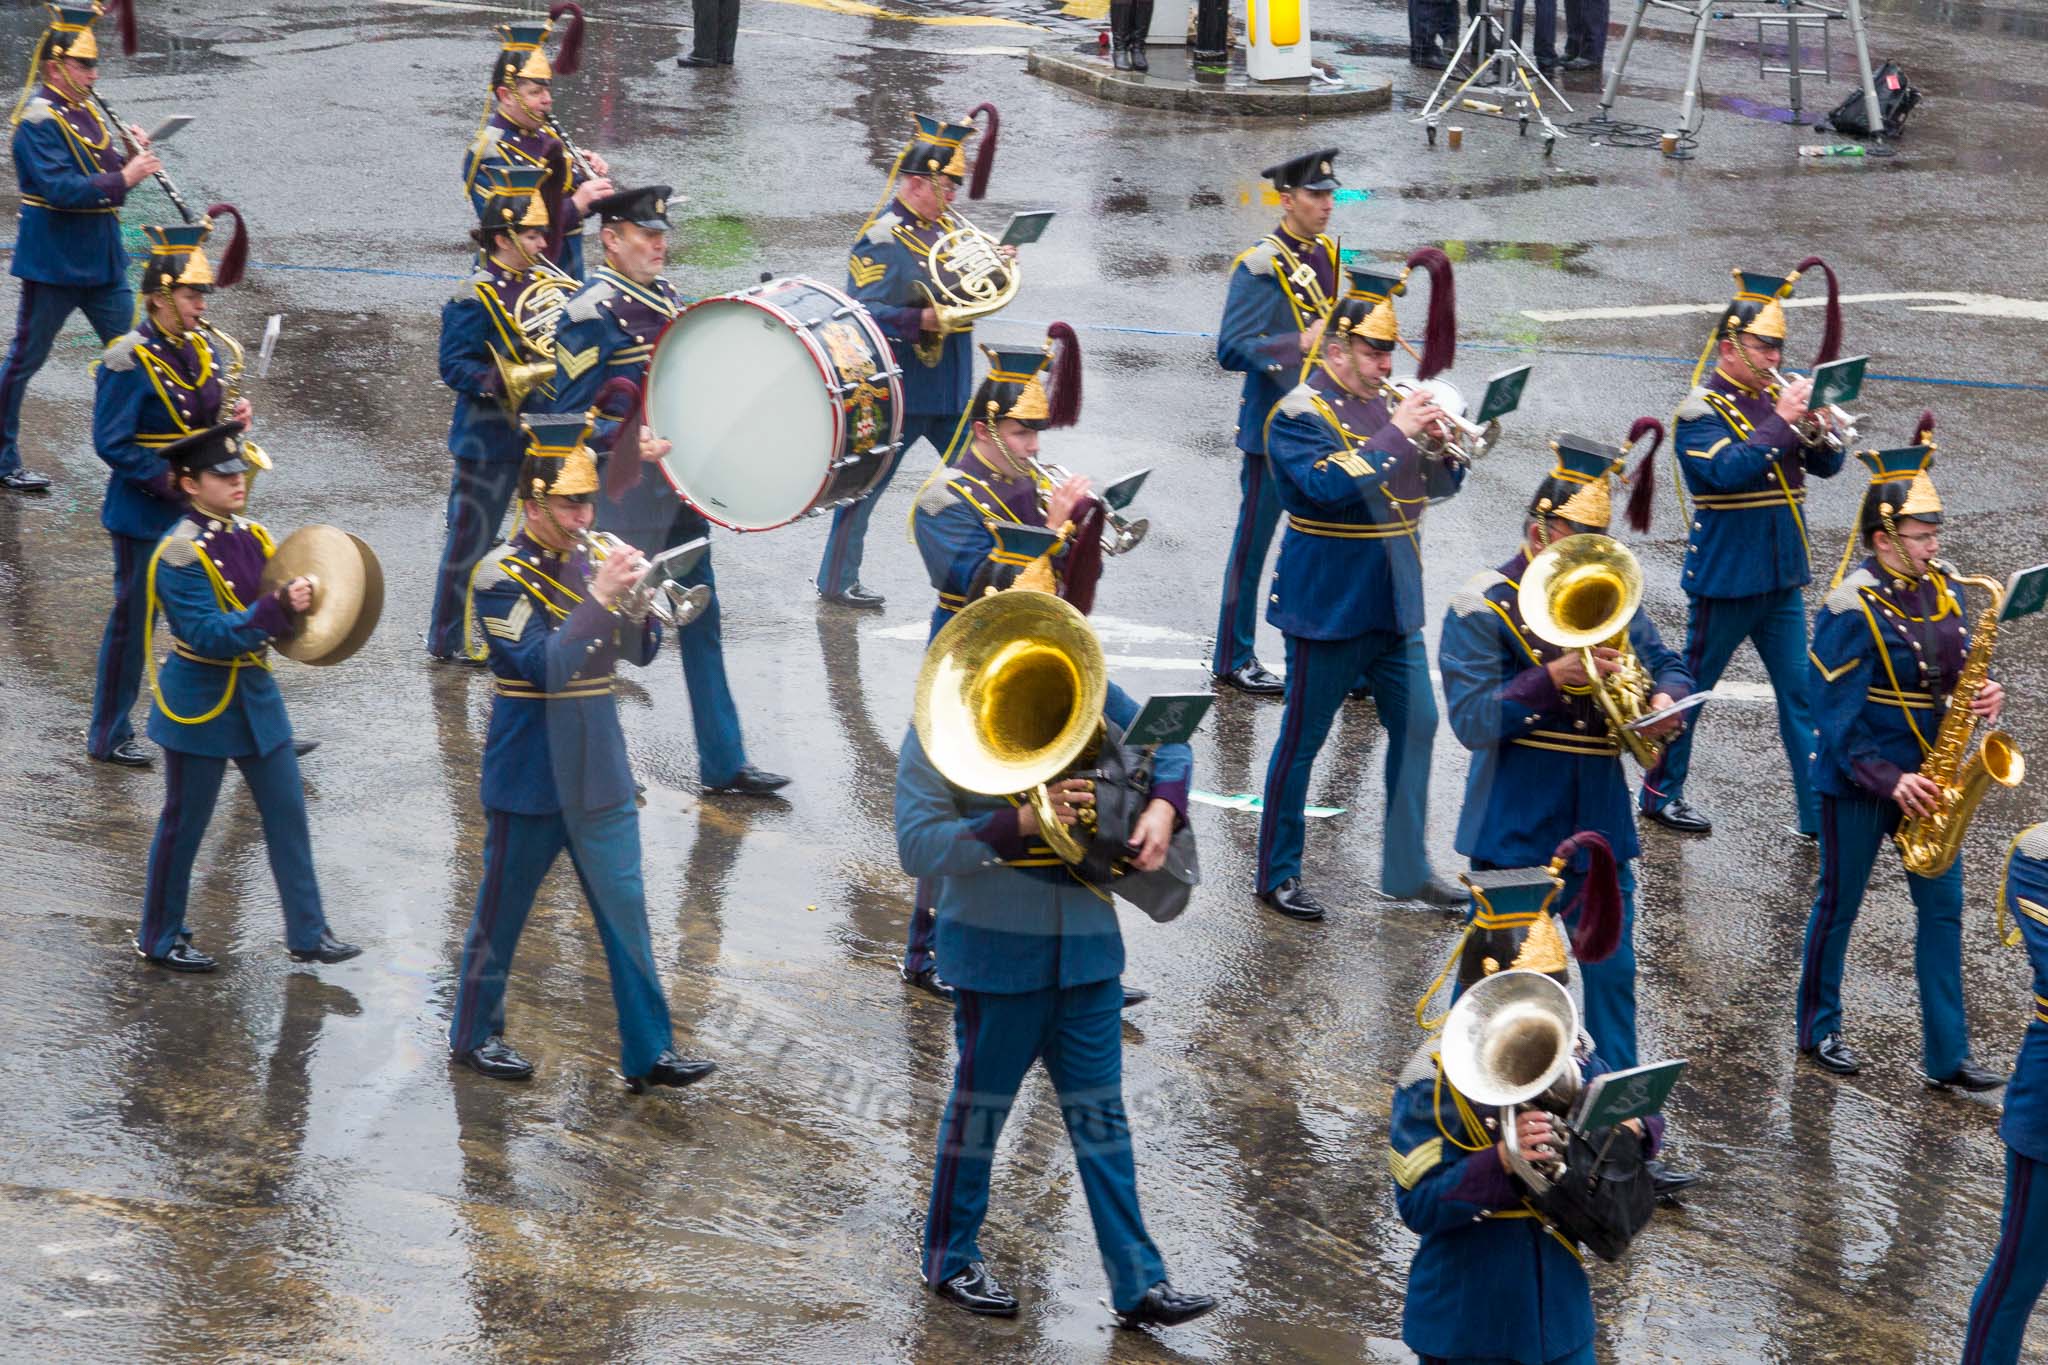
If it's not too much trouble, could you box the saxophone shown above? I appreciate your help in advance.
[194,319,273,479]
[1895,562,2027,877]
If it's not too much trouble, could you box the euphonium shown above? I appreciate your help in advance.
[1519,534,1666,766]
[913,588,1108,865]
[1382,377,1501,469]
[194,319,272,479]
[492,261,582,410]
[911,211,1019,366]
[1439,969,1583,1194]
[1896,562,2027,877]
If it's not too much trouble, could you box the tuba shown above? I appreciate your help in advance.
[1519,534,1666,767]
[911,211,1019,366]
[492,262,582,410]
[1896,562,2027,877]
[195,319,272,479]
[1382,377,1501,470]
[1439,969,1583,1194]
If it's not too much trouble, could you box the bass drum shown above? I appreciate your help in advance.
[644,276,904,531]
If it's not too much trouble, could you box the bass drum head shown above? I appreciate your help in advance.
[646,297,836,531]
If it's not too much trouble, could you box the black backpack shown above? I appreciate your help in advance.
[1826,61,1921,139]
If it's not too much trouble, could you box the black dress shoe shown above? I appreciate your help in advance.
[96,739,154,768]
[1121,984,1150,1008]
[1396,875,1467,909]
[706,764,791,796]
[459,1035,535,1081]
[821,583,885,610]
[1258,877,1326,922]
[293,738,320,758]
[1217,661,1285,696]
[428,650,487,668]
[902,963,954,1001]
[0,468,51,492]
[288,931,362,964]
[626,1050,717,1093]
[1562,55,1598,71]
[1411,54,1449,71]
[934,1261,1018,1317]
[1647,1159,1703,1198]
[1642,797,1712,835]
[676,53,718,67]
[1346,684,1372,702]
[139,940,218,973]
[1115,1280,1217,1330]
[1928,1059,2009,1093]
[1801,1032,1862,1075]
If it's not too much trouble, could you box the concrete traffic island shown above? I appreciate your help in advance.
[1026,39,1391,116]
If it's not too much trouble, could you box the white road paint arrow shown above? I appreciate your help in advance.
[1523,291,2048,325]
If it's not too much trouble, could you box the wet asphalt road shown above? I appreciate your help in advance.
[2,0,2047,1359]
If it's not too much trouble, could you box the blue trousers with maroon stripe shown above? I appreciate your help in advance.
[1966,1148,2048,1364]
[1257,628,1437,898]
[0,278,134,475]
[904,877,938,977]
[924,979,1166,1312]
[88,532,156,759]
[816,413,956,597]
[1639,586,1819,835]
[448,801,673,1078]
[1211,450,1282,676]
[427,459,522,659]
[1795,793,1966,1075]
[139,745,328,958]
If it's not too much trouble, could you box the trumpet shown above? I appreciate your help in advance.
[1769,367,1863,452]
[195,319,273,479]
[577,531,711,629]
[1382,377,1501,469]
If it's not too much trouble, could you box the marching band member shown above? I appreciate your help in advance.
[1210,148,1340,695]
[1,3,160,494]
[902,330,1105,1000]
[448,415,715,1092]
[429,163,564,663]
[1438,433,1700,1198]
[463,7,611,280]
[828,108,999,609]
[1254,261,1465,922]
[88,218,252,767]
[896,592,1212,1331]
[1795,445,2004,1090]
[548,184,786,797]
[135,423,359,973]
[1963,825,2048,1363]
[1389,850,1655,1365]
[1637,262,1847,838]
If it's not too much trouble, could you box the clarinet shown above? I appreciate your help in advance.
[545,116,599,182]
[91,89,196,225]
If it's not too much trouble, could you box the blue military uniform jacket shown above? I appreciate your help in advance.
[471,531,662,816]
[1264,370,1460,640]
[910,456,1051,641]
[1999,826,2048,1163]
[1673,370,1844,598]
[1389,1037,1615,1364]
[94,323,221,540]
[10,87,128,287]
[895,682,1191,994]
[146,512,297,759]
[462,114,587,278]
[440,258,536,464]
[548,266,695,548]
[1441,550,1691,865]
[1216,225,1335,454]
[1809,558,1971,801]
[846,202,971,419]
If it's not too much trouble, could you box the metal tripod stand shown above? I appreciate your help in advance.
[1592,0,1894,156]
[1414,0,1573,153]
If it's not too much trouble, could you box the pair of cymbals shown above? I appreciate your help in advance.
[257,524,384,665]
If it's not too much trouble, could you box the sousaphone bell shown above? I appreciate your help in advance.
[258,524,385,666]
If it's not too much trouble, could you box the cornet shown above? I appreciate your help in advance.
[990,426,1148,556]
[1769,367,1862,453]
[1382,377,1501,469]
[577,531,711,629]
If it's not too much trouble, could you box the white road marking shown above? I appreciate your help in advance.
[1522,291,2048,325]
